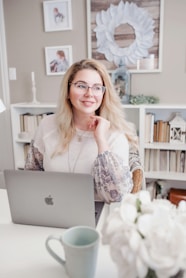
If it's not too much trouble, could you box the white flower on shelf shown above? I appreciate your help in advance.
[102,190,186,278]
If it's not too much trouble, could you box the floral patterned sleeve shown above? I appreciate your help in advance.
[24,140,44,171]
[129,143,143,173]
[92,151,133,204]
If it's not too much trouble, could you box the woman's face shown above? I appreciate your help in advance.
[68,69,104,116]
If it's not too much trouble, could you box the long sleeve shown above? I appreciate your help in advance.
[92,151,133,204]
[25,140,44,171]
[129,143,143,173]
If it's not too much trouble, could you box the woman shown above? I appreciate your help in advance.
[25,59,139,203]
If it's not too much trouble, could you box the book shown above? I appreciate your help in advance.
[23,113,38,138]
[152,149,160,171]
[157,120,164,142]
[184,151,186,173]
[24,143,30,161]
[176,150,185,172]
[20,114,24,132]
[169,150,176,172]
[153,122,157,142]
[180,151,185,173]
[159,150,169,171]
[144,149,150,172]
[165,122,170,142]
[145,113,154,143]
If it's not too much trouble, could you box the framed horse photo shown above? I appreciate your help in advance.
[87,0,164,73]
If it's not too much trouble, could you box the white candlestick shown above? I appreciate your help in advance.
[31,71,39,104]
[31,72,35,84]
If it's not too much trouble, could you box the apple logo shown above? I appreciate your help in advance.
[45,195,54,205]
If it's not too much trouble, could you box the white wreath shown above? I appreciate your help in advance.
[94,1,155,67]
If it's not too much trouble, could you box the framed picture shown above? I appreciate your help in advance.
[111,66,131,104]
[43,0,72,32]
[87,0,164,73]
[45,45,72,76]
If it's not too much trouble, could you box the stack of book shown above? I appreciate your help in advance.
[19,112,54,162]
[19,112,53,139]
[145,149,186,173]
[145,113,170,143]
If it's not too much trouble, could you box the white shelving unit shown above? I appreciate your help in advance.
[10,103,186,184]
[10,103,57,169]
[142,105,186,181]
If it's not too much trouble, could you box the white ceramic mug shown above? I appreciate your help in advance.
[45,226,100,278]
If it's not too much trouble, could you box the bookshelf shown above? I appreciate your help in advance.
[142,105,186,181]
[10,103,186,184]
[10,103,56,169]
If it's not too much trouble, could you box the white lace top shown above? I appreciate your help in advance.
[25,114,133,203]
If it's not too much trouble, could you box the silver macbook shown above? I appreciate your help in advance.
[4,170,104,228]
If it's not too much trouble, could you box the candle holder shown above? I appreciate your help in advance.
[31,81,39,104]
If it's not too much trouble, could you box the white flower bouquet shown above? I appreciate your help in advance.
[102,191,186,278]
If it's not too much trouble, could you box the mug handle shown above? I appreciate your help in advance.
[45,235,66,266]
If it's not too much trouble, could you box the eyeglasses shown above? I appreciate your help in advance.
[70,82,106,96]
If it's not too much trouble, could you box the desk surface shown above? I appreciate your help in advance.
[0,189,118,278]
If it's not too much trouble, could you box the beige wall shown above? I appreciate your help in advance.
[1,0,186,178]
[131,0,186,104]
[4,0,88,103]
[3,0,186,105]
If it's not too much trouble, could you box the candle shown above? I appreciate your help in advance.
[31,72,35,84]
[31,71,39,104]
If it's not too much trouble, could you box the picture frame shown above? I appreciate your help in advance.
[45,45,72,76]
[87,0,164,73]
[43,0,72,32]
[111,66,131,104]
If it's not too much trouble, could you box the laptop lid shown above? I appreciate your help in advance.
[4,170,103,228]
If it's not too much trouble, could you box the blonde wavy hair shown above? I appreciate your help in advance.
[54,59,138,155]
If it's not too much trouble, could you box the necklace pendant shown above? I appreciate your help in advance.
[77,136,82,142]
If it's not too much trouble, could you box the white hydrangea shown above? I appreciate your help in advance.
[102,190,186,278]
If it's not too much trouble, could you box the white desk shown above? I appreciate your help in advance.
[0,189,118,278]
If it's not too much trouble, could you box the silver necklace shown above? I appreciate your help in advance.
[77,133,84,142]
[76,129,87,142]
[68,131,87,172]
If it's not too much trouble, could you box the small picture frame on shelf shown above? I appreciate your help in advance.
[111,66,131,104]
[43,0,72,32]
[45,45,72,76]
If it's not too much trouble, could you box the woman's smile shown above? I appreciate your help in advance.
[81,99,96,107]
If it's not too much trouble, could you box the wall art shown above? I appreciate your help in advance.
[87,0,164,73]
[43,0,72,32]
[45,45,72,76]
